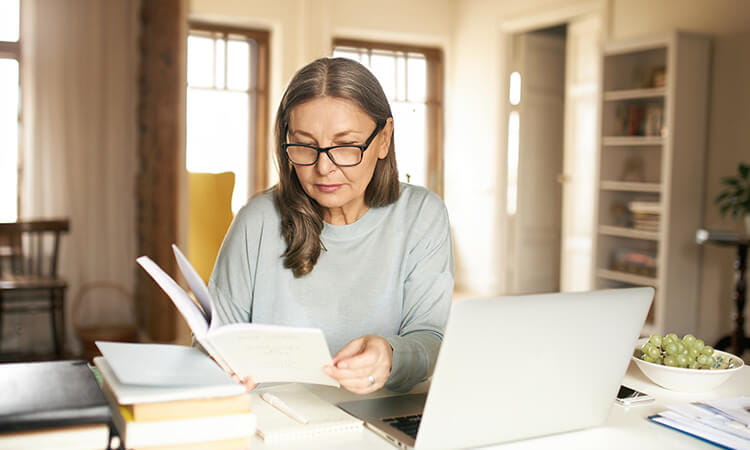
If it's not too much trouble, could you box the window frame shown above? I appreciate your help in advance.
[332,38,444,197]
[187,22,271,192]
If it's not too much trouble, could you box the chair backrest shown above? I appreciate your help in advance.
[0,219,70,278]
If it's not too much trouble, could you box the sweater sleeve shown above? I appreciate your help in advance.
[384,193,454,392]
[208,197,268,326]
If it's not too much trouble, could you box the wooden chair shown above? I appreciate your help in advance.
[0,219,70,358]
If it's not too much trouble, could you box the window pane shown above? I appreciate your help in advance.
[187,35,214,87]
[370,51,396,99]
[0,0,20,42]
[186,88,249,213]
[392,102,426,187]
[214,38,226,89]
[0,59,19,222]
[333,47,366,64]
[407,54,426,102]
[227,39,249,91]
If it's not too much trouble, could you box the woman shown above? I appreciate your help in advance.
[209,57,453,394]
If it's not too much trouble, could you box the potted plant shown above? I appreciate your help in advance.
[715,162,750,235]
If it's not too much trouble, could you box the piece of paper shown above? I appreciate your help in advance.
[95,341,236,387]
[136,256,209,339]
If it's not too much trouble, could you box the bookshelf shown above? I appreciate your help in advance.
[593,32,711,336]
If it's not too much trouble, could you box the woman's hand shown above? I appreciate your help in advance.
[229,372,258,392]
[324,334,393,394]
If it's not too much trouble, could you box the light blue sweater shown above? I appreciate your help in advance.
[208,183,454,392]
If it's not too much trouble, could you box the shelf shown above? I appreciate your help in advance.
[602,136,664,146]
[603,88,666,101]
[598,225,659,241]
[600,180,662,193]
[596,269,658,287]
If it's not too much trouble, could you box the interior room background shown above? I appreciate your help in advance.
[2,0,749,356]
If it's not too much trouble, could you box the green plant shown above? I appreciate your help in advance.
[715,162,750,218]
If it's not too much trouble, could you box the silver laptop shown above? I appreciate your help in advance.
[338,287,653,449]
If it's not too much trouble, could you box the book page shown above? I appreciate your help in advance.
[172,244,214,325]
[207,324,339,387]
[136,256,209,339]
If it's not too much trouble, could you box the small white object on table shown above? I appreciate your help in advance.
[251,362,750,450]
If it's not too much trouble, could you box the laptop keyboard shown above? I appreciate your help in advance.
[382,414,422,438]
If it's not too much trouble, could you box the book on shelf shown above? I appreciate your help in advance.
[252,384,363,444]
[628,200,662,215]
[0,360,112,450]
[94,356,255,449]
[648,396,750,449]
[136,244,338,387]
[611,248,657,277]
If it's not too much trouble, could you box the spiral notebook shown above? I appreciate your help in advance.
[251,384,362,444]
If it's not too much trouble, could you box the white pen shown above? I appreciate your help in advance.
[261,392,310,424]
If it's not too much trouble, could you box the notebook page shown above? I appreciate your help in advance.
[252,384,362,444]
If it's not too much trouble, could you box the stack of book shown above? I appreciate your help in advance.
[94,342,256,449]
[649,396,750,448]
[628,200,661,232]
[0,360,112,449]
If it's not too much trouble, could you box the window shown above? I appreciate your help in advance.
[186,24,269,213]
[333,39,444,195]
[0,0,20,222]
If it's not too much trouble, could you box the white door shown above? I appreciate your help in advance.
[560,14,602,292]
[507,32,565,294]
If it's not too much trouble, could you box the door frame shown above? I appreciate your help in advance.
[498,0,610,292]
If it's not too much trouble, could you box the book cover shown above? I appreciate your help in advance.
[101,381,250,422]
[93,356,244,405]
[0,360,111,433]
[106,395,255,449]
[136,245,338,387]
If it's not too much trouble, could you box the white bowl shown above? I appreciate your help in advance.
[632,337,745,392]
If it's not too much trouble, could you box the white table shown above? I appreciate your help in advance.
[252,362,750,449]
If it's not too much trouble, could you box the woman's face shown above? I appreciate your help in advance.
[287,96,392,225]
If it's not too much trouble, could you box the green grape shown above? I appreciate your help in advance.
[642,354,656,363]
[701,346,714,356]
[648,334,663,347]
[666,333,679,342]
[688,348,700,359]
[675,342,686,354]
[707,356,716,367]
[663,355,678,367]
[689,361,700,369]
[697,354,709,365]
[676,354,689,367]
[647,345,661,359]
[682,334,696,346]
[664,342,678,355]
[693,339,705,352]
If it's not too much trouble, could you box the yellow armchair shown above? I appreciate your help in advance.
[188,172,235,283]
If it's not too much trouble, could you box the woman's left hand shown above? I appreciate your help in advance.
[324,334,392,394]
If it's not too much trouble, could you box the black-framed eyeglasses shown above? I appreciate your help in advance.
[282,121,385,167]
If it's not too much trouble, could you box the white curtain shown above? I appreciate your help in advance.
[19,0,140,353]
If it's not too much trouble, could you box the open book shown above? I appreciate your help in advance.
[136,245,338,387]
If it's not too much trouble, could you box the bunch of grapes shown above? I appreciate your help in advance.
[639,333,717,369]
